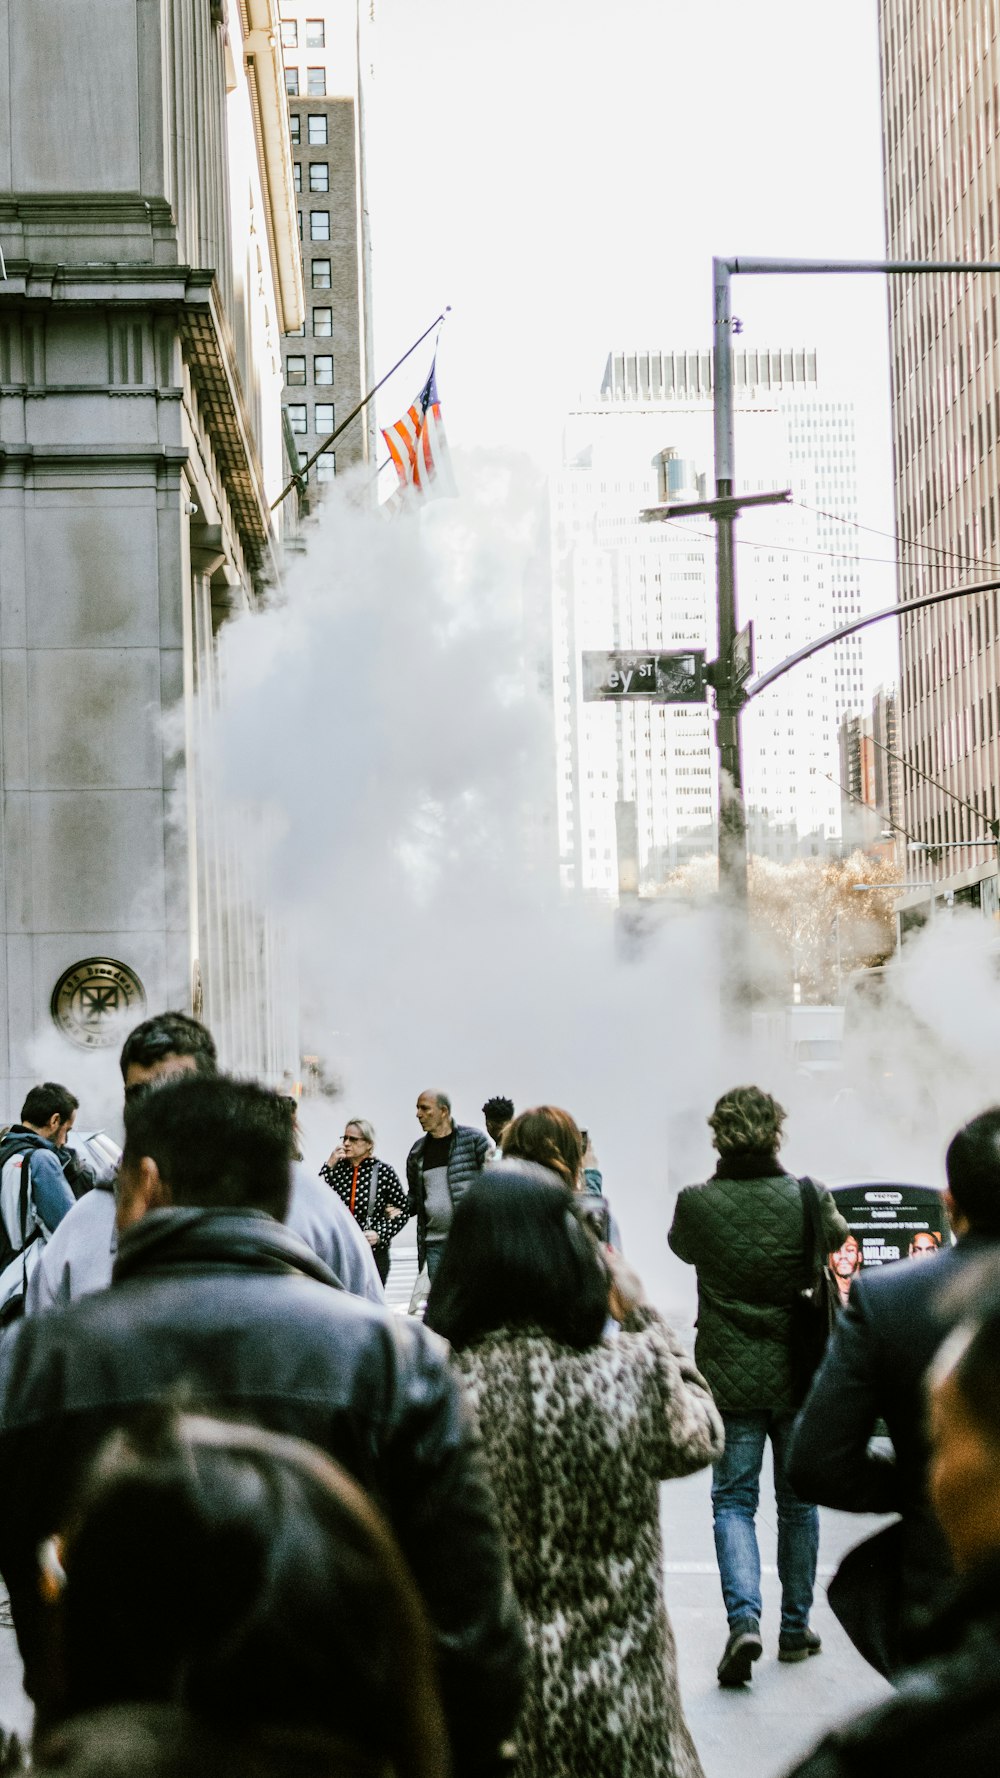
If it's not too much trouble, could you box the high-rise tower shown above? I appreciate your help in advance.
[878,1,1000,915]
[552,349,869,895]
[279,1,374,493]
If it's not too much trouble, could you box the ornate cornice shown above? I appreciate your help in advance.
[0,265,272,569]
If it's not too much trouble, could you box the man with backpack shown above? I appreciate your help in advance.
[668,1084,847,1687]
[0,1084,79,1318]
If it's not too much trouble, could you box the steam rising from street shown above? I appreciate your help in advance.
[198,468,1000,1318]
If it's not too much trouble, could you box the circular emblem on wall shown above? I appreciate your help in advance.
[50,958,147,1050]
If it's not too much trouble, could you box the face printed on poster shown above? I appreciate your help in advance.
[827,1185,948,1301]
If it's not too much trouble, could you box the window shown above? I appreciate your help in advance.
[289,113,301,145]
[286,322,305,338]
[315,403,334,433]
[280,18,297,46]
[293,162,302,191]
[309,162,329,192]
[297,210,303,239]
[311,258,331,288]
[316,450,336,483]
[305,18,325,45]
[287,404,307,435]
[309,211,330,240]
[314,354,333,384]
[307,67,326,95]
[286,355,307,386]
[313,307,332,336]
[285,66,299,95]
[307,114,327,145]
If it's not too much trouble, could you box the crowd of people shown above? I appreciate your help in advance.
[0,1017,998,1775]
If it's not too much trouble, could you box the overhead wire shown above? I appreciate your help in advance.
[660,513,1000,581]
[793,499,1000,576]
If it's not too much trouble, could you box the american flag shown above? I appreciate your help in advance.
[381,358,457,500]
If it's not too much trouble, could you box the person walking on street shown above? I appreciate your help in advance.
[407,1092,490,1287]
[426,1163,723,1778]
[668,1085,848,1687]
[785,1289,1000,1778]
[0,1084,79,1319]
[787,1107,1000,1676]
[322,1120,409,1285]
[482,1097,514,1147]
[0,1074,525,1777]
[29,1014,383,1312]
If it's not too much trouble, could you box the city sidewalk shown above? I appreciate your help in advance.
[664,1464,891,1778]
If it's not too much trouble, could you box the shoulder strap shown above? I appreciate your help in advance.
[797,1176,826,1269]
[364,1158,380,1227]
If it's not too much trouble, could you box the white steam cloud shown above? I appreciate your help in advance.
[199,458,1000,1323]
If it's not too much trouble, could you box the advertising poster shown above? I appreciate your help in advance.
[826,1184,949,1307]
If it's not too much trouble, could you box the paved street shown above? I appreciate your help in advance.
[665,1469,890,1777]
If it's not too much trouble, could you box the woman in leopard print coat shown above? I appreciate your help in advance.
[426,1157,724,1778]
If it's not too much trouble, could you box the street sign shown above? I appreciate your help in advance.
[732,621,754,689]
[582,649,707,704]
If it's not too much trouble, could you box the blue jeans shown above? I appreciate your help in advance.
[711,1411,819,1634]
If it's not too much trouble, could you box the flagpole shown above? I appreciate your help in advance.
[271,308,450,511]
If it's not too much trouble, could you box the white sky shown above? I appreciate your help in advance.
[363,0,899,681]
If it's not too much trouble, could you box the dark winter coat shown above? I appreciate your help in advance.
[668,1152,848,1413]
[406,1125,491,1268]
[320,1154,409,1251]
[455,1308,724,1778]
[784,1558,1000,1778]
[0,1208,524,1777]
[788,1233,1000,1663]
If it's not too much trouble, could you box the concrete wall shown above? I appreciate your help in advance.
[0,1,300,1115]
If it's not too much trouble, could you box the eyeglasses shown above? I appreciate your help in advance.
[343,1133,364,1143]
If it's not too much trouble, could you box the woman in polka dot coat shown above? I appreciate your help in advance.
[426,1160,723,1778]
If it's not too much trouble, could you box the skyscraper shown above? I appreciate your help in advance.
[552,349,869,895]
[280,1,374,493]
[878,0,1000,916]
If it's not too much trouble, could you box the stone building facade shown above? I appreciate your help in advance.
[0,0,304,1114]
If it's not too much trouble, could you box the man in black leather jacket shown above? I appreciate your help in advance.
[785,1283,1000,1777]
[0,1075,525,1777]
[787,1109,1000,1675]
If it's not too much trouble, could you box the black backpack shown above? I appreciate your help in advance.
[0,1133,45,1279]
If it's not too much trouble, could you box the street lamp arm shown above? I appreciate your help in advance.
[720,256,1000,278]
[742,577,1000,703]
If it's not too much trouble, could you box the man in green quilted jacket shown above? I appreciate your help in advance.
[668,1085,848,1688]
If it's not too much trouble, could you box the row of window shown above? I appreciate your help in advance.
[285,308,334,337]
[288,403,334,435]
[297,259,332,289]
[299,211,332,240]
[280,19,325,48]
[293,163,329,192]
[286,354,334,386]
[286,67,326,96]
[289,115,327,146]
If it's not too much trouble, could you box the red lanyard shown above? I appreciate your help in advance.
[349,1163,360,1216]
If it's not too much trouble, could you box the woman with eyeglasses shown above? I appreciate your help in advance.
[321,1120,409,1285]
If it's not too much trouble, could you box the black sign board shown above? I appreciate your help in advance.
[582,649,707,704]
[826,1181,949,1308]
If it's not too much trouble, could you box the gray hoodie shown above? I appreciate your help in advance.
[26,1161,384,1314]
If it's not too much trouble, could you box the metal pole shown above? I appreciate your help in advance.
[712,258,750,1018]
